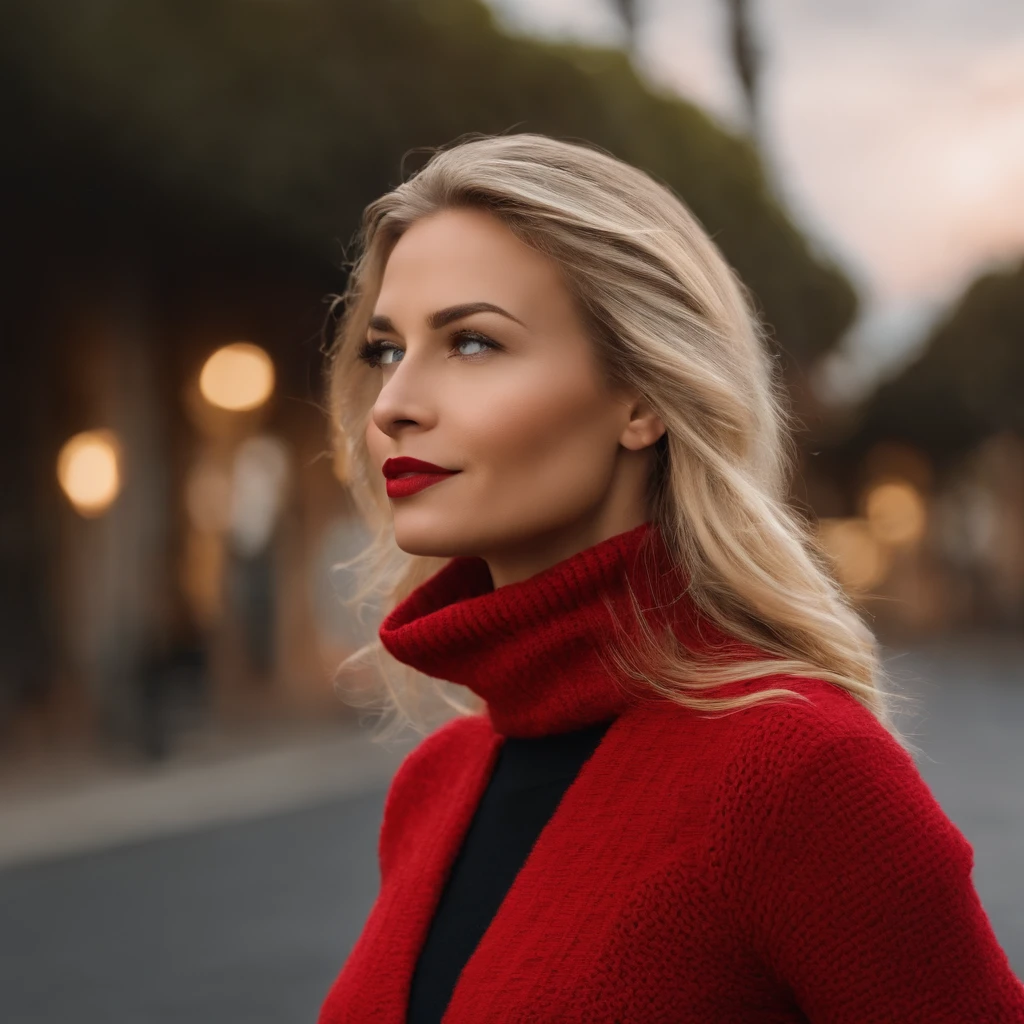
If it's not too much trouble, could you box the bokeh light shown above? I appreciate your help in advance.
[198,343,275,412]
[56,430,123,517]
[817,517,891,593]
[864,479,928,546]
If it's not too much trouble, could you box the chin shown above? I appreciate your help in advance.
[392,519,470,559]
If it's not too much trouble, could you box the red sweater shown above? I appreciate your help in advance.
[319,522,1024,1023]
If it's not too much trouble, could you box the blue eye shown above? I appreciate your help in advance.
[453,332,496,357]
[357,330,500,369]
[356,340,401,368]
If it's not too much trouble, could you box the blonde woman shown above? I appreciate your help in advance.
[318,133,1024,1023]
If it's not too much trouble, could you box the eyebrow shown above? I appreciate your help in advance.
[368,301,526,335]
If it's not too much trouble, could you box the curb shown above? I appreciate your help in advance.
[0,728,415,870]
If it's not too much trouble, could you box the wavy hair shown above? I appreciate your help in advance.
[324,132,916,751]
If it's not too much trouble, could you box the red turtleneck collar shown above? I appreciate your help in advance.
[379,521,745,738]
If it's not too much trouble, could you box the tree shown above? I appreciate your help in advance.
[837,258,1024,461]
[0,0,854,369]
[610,0,640,54]
[724,0,763,145]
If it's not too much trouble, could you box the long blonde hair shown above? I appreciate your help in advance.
[324,132,915,750]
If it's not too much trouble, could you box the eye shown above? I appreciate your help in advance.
[450,331,499,359]
[357,330,500,369]
[356,339,401,368]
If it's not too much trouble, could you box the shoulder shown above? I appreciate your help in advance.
[724,671,896,741]
[611,674,926,849]
[695,673,929,821]
[625,673,955,853]
[724,675,936,825]
[699,674,974,892]
[692,682,1024,1015]
[732,673,907,772]
[626,671,904,773]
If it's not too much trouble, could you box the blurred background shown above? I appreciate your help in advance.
[0,0,1021,1020]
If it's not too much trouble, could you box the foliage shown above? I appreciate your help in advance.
[850,258,1024,455]
[0,0,856,365]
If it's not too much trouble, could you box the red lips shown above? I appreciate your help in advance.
[382,457,458,478]
[382,457,461,499]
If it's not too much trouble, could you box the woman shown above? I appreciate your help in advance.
[318,133,1024,1023]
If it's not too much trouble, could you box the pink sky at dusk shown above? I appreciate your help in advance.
[485,0,1024,401]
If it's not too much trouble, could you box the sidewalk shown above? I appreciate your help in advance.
[0,721,417,870]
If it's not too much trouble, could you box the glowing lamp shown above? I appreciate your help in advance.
[57,429,122,517]
[199,343,274,411]
[817,517,890,593]
[864,480,927,546]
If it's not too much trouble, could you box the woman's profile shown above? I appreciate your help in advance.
[317,133,1024,1023]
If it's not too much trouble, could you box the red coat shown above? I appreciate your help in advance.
[319,522,1024,1022]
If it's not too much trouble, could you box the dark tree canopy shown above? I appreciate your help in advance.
[0,0,856,367]
[846,258,1024,458]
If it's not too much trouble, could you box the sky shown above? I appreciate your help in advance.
[483,0,1024,403]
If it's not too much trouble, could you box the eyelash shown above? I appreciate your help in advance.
[356,330,500,369]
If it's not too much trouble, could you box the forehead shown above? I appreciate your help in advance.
[376,208,566,312]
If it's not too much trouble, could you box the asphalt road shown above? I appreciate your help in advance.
[0,790,385,1023]
[1,637,1021,1023]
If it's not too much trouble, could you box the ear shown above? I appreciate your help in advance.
[618,393,666,452]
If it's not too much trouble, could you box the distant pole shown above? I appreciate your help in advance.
[612,0,640,55]
[725,0,763,147]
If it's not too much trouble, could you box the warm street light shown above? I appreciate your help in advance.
[864,480,927,546]
[57,429,122,517]
[199,342,275,411]
[817,517,890,593]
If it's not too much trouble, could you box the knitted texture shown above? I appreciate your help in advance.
[377,521,757,738]
[320,523,1024,1023]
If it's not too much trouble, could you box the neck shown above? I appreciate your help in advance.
[482,510,653,590]
[379,521,701,737]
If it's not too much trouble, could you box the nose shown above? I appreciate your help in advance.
[369,354,438,440]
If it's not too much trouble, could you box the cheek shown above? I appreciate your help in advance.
[455,370,615,482]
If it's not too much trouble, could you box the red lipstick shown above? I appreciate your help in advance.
[382,457,461,499]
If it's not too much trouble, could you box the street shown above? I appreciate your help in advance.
[0,790,384,1023]
[1,637,1021,1022]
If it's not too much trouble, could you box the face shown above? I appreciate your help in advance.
[363,206,665,587]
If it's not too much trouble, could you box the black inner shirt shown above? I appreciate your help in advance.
[405,717,615,1024]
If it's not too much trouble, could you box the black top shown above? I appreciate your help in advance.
[405,718,614,1024]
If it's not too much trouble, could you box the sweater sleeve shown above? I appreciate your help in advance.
[721,728,1024,1023]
